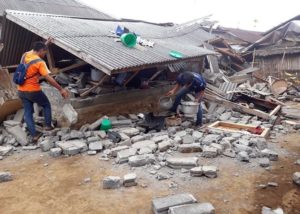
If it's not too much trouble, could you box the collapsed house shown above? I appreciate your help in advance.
[245,15,300,86]
[0,10,215,125]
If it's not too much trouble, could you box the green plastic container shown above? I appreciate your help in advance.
[121,33,137,48]
[100,119,112,131]
[169,50,183,59]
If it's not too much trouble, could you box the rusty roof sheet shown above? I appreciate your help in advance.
[1,10,215,74]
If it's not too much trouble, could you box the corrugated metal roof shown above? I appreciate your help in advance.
[1,10,215,74]
[0,0,114,19]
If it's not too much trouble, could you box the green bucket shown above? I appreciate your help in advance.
[100,118,112,131]
[121,33,137,48]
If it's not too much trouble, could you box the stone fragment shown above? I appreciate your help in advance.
[223,149,236,158]
[182,135,195,144]
[94,130,106,139]
[267,182,278,187]
[131,135,147,143]
[3,120,21,128]
[178,143,202,153]
[262,206,284,214]
[6,126,28,146]
[0,172,13,183]
[87,150,97,155]
[166,157,198,169]
[88,141,103,152]
[192,131,203,140]
[119,128,140,137]
[202,134,221,145]
[102,176,121,189]
[138,147,153,155]
[293,172,300,186]
[13,109,24,122]
[295,159,300,165]
[152,193,197,214]
[116,148,137,164]
[173,136,182,144]
[151,135,169,143]
[261,149,279,161]
[132,140,157,152]
[123,173,137,187]
[169,203,215,214]
[202,146,218,158]
[158,140,172,152]
[202,165,218,178]
[190,166,203,177]
[156,172,170,180]
[87,136,101,143]
[40,139,55,152]
[110,145,129,157]
[210,143,223,154]
[219,112,231,121]
[49,148,62,157]
[234,144,253,154]
[128,154,155,167]
[0,146,13,156]
[22,145,38,150]
[250,138,267,150]
[62,103,78,125]
[237,151,250,162]
[174,131,187,138]
[259,158,270,167]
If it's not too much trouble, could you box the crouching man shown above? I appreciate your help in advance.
[166,71,206,127]
[17,40,69,142]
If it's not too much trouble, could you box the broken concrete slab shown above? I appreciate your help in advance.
[13,109,24,122]
[87,136,101,144]
[152,193,197,214]
[3,120,21,128]
[123,173,137,187]
[132,140,157,152]
[182,135,195,144]
[138,147,153,155]
[56,140,88,155]
[128,154,155,167]
[293,172,300,186]
[166,157,198,169]
[261,149,279,161]
[116,148,137,164]
[40,139,55,152]
[192,131,203,141]
[0,172,13,183]
[111,119,132,127]
[6,126,28,146]
[110,145,129,157]
[102,176,122,189]
[0,145,14,156]
[202,134,221,145]
[174,131,187,138]
[178,143,202,153]
[62,103,78,125]
[151,135,169,144]
[119,127,140,137]
[169,203,215,214]
[158,140,173,152]
[131,135,148,143]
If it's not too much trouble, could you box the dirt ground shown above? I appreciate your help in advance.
[0,133,299,214]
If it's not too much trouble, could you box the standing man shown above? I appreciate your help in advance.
[17,39,69,142]
[166,71,206,127]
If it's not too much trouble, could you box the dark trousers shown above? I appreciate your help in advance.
[18,91,52,137]
[170,87,203,126]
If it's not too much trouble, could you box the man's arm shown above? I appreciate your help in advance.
[44,75,69,99]
[166,83,181,97]
[195,90,205,102]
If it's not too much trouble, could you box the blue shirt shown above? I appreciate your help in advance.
[177,72,206,93]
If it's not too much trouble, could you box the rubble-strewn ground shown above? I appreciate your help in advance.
[0,133,299,214]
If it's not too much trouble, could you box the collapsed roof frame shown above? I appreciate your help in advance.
[1,10,215,75]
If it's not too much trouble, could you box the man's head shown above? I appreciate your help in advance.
[33,41,47,58]
[178,72,194,86]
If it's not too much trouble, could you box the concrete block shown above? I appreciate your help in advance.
[202,134,221,145]
[123,173,137,187]
[156,172,170,180]
[178,143,202,153]
[0,172,13,183]
[56,140,88,155]
[112,119,132,128]
[102,176,121,189]
[202,165,218,178]
[202,146,218,158]
[138,147,153,155]
[192,131,203,140]
[219,112,231,121]
[94,130,106,139]
[131,135,147,143]
[40,139,55,152]
[102,139,114,149]
[22,146,38,150]
[169,203,215,214]
[89,141,103,152]
[13,109,24,122]
[128,154,155,167]
[182,135,195,144]
[62,103,78,125]
[119,127,140,137]
[261,149,279,161]
[210,143,223,154]
[110,145,129,157]
[6,126,28,146]
[49,148,62,157]
[87,136,101,143]
[234,144,253,154]
[3,120,21,128]
[116,148,137,164]
[237,151,250,162]
[174,131,187,138]
[152,193,197,214]
[259,158,270,167]
[152,135,169,143]
[190,166,203,177]
[158,140,173,152]
[166,157,198,169]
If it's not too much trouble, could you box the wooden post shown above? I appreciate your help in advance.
[80,74,107,97]
[124,70,140,86]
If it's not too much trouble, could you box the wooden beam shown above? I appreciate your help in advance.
[124,70,140,86]
[269,105,281,117]
[80,75,107,97]
[58,61,87,73]
[148,70,163,82]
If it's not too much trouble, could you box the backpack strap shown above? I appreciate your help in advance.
[25,58,44,80]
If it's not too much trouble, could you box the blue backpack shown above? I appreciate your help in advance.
[13,55,42,85]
